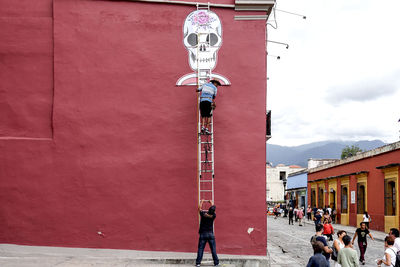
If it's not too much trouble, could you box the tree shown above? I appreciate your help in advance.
[341,145,363,159]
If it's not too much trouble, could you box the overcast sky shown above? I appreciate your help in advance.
[266,0,400,146]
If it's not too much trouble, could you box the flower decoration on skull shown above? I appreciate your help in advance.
[183,10,222,71]
[189,11,216,29]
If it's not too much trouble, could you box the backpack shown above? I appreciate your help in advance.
[389,248,400,267]
[331,245,338,261]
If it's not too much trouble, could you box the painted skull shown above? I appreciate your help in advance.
[183,10,222,71]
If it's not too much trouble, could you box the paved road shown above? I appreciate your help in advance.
[267,216,387,266]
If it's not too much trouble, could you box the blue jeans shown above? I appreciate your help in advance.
[196,232,219,265]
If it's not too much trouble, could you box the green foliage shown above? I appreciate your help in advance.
[341,145,363,159]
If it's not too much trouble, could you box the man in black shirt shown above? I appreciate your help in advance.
[351,222,374,265]
[288,207,294,225]
[313,210,322,231]
[196,200,219,267]
[310,223,332,264]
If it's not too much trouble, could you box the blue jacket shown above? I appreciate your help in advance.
[199,82,217,102]
[306,253,329,267]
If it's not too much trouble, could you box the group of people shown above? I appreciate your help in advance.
[308,220,400,267]
[288,206,305,226]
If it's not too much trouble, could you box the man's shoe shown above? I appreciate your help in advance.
[204,128,211,134]
[196,264,200,267]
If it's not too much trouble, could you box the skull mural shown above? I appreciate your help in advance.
[176,10,230,86]
[183,10,222,71]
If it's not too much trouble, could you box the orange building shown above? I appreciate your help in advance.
[308,141,400,232]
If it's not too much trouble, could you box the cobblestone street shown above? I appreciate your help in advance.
[267,216,388,266]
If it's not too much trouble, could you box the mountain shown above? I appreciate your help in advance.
[266,140,386,167]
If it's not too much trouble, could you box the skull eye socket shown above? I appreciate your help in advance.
[187,33,198,46]
[206,33,219,46]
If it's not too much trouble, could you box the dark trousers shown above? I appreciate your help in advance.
[358,241,367,261]
[196,232,219,265]
[289,216,294,224]
[307,212,312,220]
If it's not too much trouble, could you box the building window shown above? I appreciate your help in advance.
[341,186,348,213]
[279,171,286,180]
[318,188,324,208]
[329,189,336,209]
[385,180,396,216]
[357,183,366,214]
[311,189,316,207]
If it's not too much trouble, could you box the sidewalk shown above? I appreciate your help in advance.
[0,244,268,267]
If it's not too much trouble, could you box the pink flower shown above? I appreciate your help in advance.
[196,11,209,25]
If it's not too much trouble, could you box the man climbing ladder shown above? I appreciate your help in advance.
[197,79,221,134]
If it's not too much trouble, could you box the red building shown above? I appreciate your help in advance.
[308,142,400,232]
[0,0,274,255]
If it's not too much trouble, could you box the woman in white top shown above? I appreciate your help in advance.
[377,235,397,267]
[363,211,371,229]
[333,230,347,267]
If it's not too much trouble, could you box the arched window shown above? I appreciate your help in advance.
[311,189,316,207]
[341,186,348,213]
[330,190,336,209]
[385,180,396,216]
[318,188,324,208]
[357,184,366,214]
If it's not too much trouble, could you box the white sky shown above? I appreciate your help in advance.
[267,0,400,146]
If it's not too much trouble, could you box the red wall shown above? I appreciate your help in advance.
[0,0,267,255]
[308,149,400,231]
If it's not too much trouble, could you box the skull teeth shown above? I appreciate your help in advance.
[198,57,215,62]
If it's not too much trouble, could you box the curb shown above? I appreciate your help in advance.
[143,258,268,267]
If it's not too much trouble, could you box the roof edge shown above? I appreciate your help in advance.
[308,141,400,174]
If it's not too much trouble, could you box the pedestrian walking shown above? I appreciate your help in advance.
[298,208,304,226]
[337,235,359,267]
[307,205,313,221]
[288,207,294,225]
[332,230,347,267]
[196,200,219,267]
[351,222,375,265]
[313,206,318,216]
[323,210,332,223]
[294,206,299,222]
[362,212,371,229]
[307,241,329,267]
[273,205,279,219]
[323,219,335,241]
[327,206,332,216]
[389,228,400,251]
[319,207,324,214]
[332,208,337,224]
[314,210,322,231]
[311,224,333,265]
[376,235,397,267]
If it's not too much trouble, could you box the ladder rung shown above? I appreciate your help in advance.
[201,142,213,145]
[201,161,213,163]
[201,151,213,154]
[200,190,213,192]
[201,170,213,172]
[200,180,213,182]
